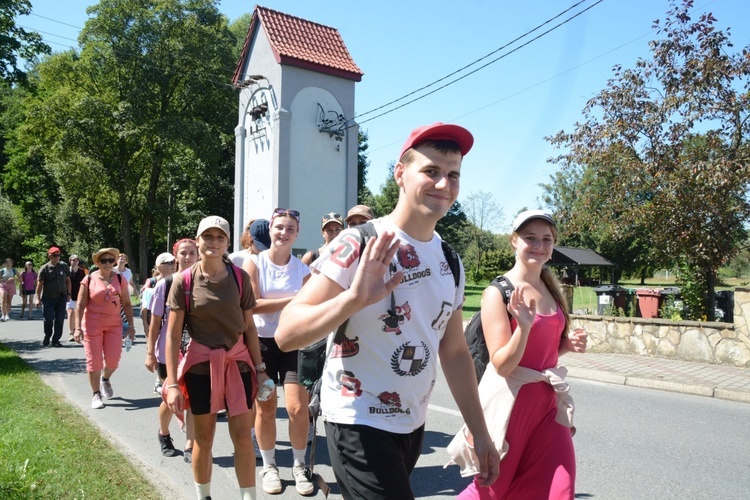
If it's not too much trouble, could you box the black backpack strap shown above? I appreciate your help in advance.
[493,275,514,303]
[489,275,514,318]
[440,240,461,288]
[159,275,174,330]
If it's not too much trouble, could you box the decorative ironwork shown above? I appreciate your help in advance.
[316,103,346,141]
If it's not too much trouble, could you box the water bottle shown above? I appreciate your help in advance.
[257,378,275,401]
[124,336,132,352]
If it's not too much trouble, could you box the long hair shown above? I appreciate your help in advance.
[541,266,571,339]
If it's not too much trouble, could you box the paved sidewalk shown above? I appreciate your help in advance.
[562,351,750,403]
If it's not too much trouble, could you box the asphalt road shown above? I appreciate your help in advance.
[2,303,749,499]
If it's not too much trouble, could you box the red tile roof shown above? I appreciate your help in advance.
[233,5,363,85]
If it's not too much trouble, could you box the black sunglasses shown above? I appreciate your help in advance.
[50,253,61,257]
[98,258,116,264]
[273,208,300,221]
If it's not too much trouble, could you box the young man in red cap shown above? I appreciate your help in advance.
[276,123,499,499]
[35,246,72,347]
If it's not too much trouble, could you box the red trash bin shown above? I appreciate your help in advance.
[636,289,662,318]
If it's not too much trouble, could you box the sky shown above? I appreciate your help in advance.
[19,0,750,232]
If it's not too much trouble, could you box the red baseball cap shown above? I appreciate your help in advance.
[399,122,474,160]
[48,246,61,255]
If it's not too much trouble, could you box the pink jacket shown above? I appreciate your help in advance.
[168,339,258,426]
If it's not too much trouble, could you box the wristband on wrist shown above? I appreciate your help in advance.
[255,362,267,373]
[166,384,180,390]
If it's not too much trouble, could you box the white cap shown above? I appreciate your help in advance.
[511,210,556,232]
[196,215,230,239]
[155,252,176,266]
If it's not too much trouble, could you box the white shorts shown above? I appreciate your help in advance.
[66,299,76,310]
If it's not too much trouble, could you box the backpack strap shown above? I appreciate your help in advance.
[227,262,244,298]
[490,275,514,318]
[440,240,461,289]
[159,275,174,330]
[182,263,243,315]
[182,268,193,314]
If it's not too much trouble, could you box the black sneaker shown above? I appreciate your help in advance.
[52,341,63,347]
[43,335,50,346]
[158,432,177,457]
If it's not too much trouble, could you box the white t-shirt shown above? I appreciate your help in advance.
[312,217,465,434]
[115,267,133,292]
[229,250,249,268]
[253,251,310,338]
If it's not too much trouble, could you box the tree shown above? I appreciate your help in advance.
[0,0,50,84]
[371,161,399,217]
[546,0,750,319]
[4,0,239,281]
[357,130,375,205]
[0,192,25,261]
[462,191,503,282]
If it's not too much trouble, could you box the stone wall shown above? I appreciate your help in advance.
[570,286,750,368]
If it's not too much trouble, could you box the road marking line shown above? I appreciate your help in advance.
[428,404,462,417]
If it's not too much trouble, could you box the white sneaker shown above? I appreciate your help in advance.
[260,464,282,495]
[293,465,314,496]
[91,393,104,409]
[100,376,114,399]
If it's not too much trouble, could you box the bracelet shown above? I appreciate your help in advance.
[127,326,135,330]
[166,384,180,390]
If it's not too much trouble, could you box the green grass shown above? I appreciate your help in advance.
[463,276,747,319]
[0,344,160,499]
[463,282,650,318]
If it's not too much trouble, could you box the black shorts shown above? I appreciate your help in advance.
[157,363,167,380]
[183,369,254,415]
[22,289,35,296]
[324,422,424,500]
[259,337,299,385]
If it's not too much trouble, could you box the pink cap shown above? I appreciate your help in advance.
[399,122,474,160]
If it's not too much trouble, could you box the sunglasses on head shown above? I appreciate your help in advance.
[273,208,300,221]
[99,258,116,264]
[322,212,342,222]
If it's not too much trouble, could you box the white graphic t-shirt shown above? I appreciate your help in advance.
[312,218,465,434]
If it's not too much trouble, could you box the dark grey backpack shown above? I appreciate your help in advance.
[464,275,514,382]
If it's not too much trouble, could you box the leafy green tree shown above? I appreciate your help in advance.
[545,0,750,319]
[0,0,50,84]
[4,0,238,281]
[462,191,503,282]
[229,12,253,58]
[0,193,25,260]
[371,161,399,217]
[357,130,374,205]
